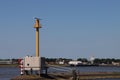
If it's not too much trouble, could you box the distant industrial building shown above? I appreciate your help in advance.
[68,61,82,66]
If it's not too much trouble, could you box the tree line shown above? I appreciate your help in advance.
[45,58,120,64]
[0,58,120,65]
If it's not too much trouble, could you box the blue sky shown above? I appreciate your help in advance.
[0,0,120,59]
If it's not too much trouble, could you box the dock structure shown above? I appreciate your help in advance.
[16,18,46,77]
[21,18,42,75]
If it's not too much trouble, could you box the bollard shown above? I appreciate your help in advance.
[30,68,33,75]
[72,69,77,80]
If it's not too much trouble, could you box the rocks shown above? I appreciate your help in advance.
[11,75,41,80]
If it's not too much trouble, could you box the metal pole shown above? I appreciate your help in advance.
[36,28,39,57]
[34,18,41,57]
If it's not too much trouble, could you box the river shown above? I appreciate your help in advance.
[0,66,120,80]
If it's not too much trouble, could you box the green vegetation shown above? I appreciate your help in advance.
[0,58,120,66]
[45,58,120,66]
[94,58,120,64]
[77,58,88,62]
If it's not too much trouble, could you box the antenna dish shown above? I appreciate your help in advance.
[34,18,42,28]
[34,17,42,20]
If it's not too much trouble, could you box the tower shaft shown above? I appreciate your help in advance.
[36,28,39,57]
[34,18,41,57]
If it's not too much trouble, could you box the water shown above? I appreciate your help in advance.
[76,66,120,72]
[0,67,19,80]
[0,66,120,80]
[48,66,120,73]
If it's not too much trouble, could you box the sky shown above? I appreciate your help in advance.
[0,0,120,59]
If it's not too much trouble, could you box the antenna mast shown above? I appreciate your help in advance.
[34,18,42,57]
